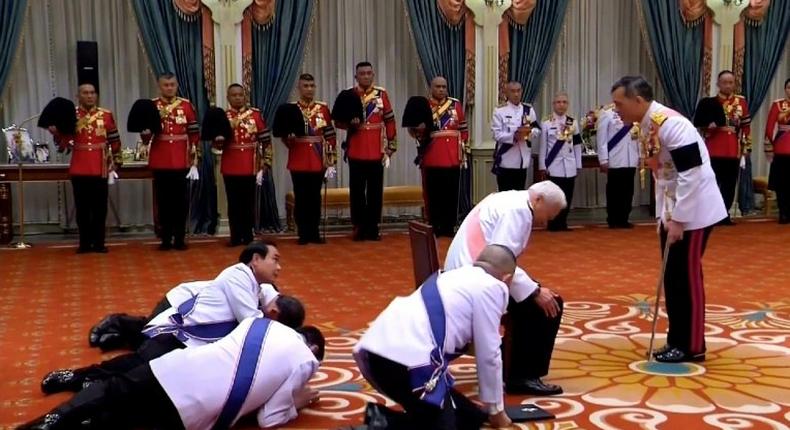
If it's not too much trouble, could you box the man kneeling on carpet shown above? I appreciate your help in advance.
[20,318,325,430]
[354,245,518,429]
[41,241,306,394]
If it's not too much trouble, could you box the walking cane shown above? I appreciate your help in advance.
[647,236,672,361]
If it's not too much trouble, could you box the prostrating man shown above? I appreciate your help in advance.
[20,318,324,430]
[355,245,519,430]
[214,83,271,246]
[445,181,566,395]
[612,76,726,363]
[764,78,790,224]
[597,104,640,228]
[411,76,468,237]
[538,92,582,231]
[285,73,337,244]
[48,83,122,253]
[336,62,397,241]
[491,81,541,191]
[700,70,751,225]
[139,73,200,250]
[40,242,305,393]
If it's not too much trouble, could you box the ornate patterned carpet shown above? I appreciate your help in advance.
[0,221,788,429]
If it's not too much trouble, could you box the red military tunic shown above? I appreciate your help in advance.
[147,97,200,170]
[422,97,468,168]
[704,94,751,159]
[765,98,790,156]
[216,107,271,176]
[286,101,337,173]
[339,85,397,161]
[56,106,121,177]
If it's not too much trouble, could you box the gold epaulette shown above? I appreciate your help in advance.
[543,115,552,122]
[98,107,111,113]
[373,85,387,92]
[177,97,191,103]
[448,97,460,103]
[315,101,327,106]
[734,94,745,100]
[250,107,261,112]
[650,111,668,126]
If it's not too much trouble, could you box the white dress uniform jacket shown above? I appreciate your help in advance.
[150,317,318,430]
[491,102,541,169]
[354,266,508,410]
[597,108,639,168]
[641,101,727,229]
[166,281,279,309]
[144,263,264,347]
[444,189,538,302]
[539,114,582,177]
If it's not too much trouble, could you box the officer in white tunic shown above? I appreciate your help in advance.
[41,242,305,393]
[491,81,541,191]
[538,92,582,231]
[355,245,518,429]
[19,319,325,430]
[445,181,567,396]
[612,76,726,363]
[597,105,640,228]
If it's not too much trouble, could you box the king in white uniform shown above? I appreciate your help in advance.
[596,105,640,228]
[491,81,541,191]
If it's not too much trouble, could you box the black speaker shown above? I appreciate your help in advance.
[77,41,99,93]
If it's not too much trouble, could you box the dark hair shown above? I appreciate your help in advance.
[299,73,315,81]
[275,295,306,329]
[238,240,277,264]
[718,70,735,80]
[611,76,654,102]
[355,61,373,71]
[785,78,790,88]
[227,83,245,92]
[297,325,325,361]
[158,73,177,81]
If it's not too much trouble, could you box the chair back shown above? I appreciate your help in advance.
[408,221,440,288]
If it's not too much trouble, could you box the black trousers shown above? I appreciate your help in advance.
[547,176,575,230]
[769,155,790,221]
[45,364,184,430]
[423,167,460,237]
[711,157,739,213]
[660,224,713,355]
[153,169,188,246]
[291,171,325,241]
[505,295,564,382]
[364,352,487,430]
[71,176,108,250]
[349,160,384,238]
[496,168,528,192]
[606,167,636,227]
[223,175,256,245]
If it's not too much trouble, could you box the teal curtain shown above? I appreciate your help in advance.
[404,0,471,220]
[639,0,704,118]
[0,0,26,97]
[739,0,790,214]
[251,0,313,232]
[508,0,570,103]
[132,0,217,234]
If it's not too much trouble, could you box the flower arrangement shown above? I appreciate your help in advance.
[581,108,600,154]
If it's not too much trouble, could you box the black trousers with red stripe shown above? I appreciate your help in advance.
[659,224,714,355]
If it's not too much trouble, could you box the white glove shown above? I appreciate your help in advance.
[739,155,746,169]
[324,166,337,179]
[186,165,200,181]
[382,154,390,169]
[256,169,264,186]
[108,170,119,185]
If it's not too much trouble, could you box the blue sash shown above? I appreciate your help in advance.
[491,142,513,174]
[408,272,455,408]
[607,124,633,152]
[212,318,272,430]
[364,100,377,120]
[143,295,238,342]
[545,139,566,167]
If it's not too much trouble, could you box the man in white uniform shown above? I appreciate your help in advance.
[41,242,305,393]
[538,92,582,231]
[355,245,518,429]
[19,319,324,430]
[445,181,566,395]
[597,105,640,228]
[491,81,541,191]
[612,76,726,363]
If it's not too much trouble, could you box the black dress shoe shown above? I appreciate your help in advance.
[173,242,188,251]
[297,238,310,245]
[158,242,172,251]
[17,413,64,430]
[654,347,705,363]
[41,370,82,394]
[366,232,382,241]
[352,227,364,242]
[310,237,326,244]
[76,246,91,254]
[652,343,673,357]
[506,378,563,395]
[93,246,108,254]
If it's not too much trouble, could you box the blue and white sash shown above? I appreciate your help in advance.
[607,124,633,152]
[142,295,238,343]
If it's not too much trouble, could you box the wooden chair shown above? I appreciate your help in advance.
[407,220,440,288]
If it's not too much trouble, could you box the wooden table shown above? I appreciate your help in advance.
[0,163,152,244]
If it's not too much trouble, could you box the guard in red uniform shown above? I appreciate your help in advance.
[285,74,337,245]
[50,83,122,253]
[702,70,751,225]
[336,62,397,241]
[140,73,200,250]
[213,84,271,246]
[410,76,468,237]
[765,78,790,224]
